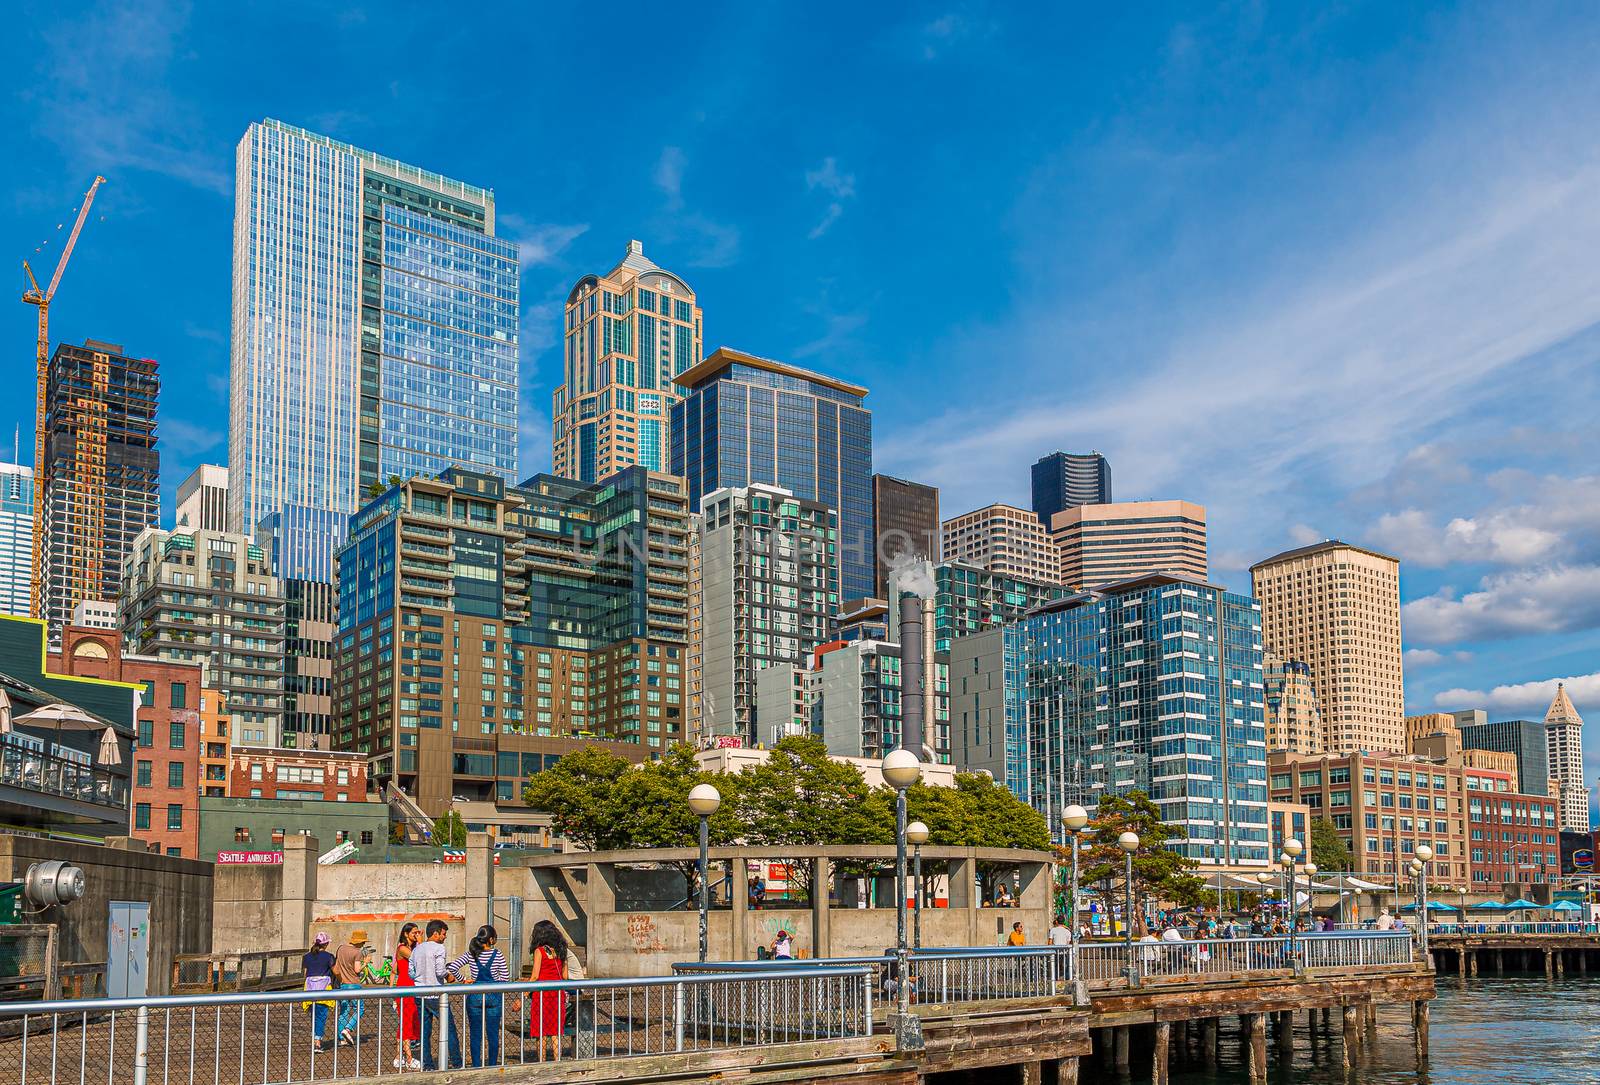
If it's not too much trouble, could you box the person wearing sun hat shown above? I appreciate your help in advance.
[333,929,370,1046]
[302,933,337,1053]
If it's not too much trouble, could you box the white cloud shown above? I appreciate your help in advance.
[1287,524,1323,546]
[918,10,995,60]
[1403,648,1473,668]
[33,0,229,194]
[805,158,856,239]
[651,147,740,267]
[1402,565,1600,645]
[161,418,222,459]
[1434,672,1600,716]
[500,217,588,267]
[655,147,687,210]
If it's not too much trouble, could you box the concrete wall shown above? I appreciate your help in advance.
[211,864,285,955]
[0,834,212,995]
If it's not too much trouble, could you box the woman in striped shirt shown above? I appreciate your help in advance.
[447,925,510,1068]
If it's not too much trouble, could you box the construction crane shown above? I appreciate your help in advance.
[22,175,106,621]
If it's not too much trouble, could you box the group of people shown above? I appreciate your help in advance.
[302,919,581,1069]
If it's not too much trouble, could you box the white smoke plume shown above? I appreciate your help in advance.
[888,553,937,600]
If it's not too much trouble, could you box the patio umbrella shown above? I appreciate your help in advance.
[0,687,11,734]
[14,703,102,730]
[1548,900,1583,912]
[96,726,121,766]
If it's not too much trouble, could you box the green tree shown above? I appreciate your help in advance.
[736,735,880,899]
[431,810,467,848]
[365,474,404,498]
[521,744,637,851]
[1309,817,1354,872]
[1079,790,1205,933]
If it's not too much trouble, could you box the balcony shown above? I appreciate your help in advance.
[0,735,129,834]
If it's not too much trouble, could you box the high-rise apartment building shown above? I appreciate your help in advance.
[229,119,519,582]
[120,527,287,747]
[1049,500,1207,590]
[1263,654,1324,755]
[0,463,33,617]
[817,639,950,761]
[175,464,229,532]
[692,484,839,745]
[1250,540,1403,754]
[334,465,689,812]
[282,578,336,748]
[38,339,160,631]
[1030,450,1111,525]
[952,573,1269,864]
[1457,718,1551,798]
[671,348,875,601]
[888,561,1067,653]
[940,504,1059,584]
[872,474,940,599]
[552,241,703,482]
[1545,684,1588,831]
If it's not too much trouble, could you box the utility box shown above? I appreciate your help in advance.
[0,883,23,925]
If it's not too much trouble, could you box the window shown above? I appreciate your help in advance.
[134,803,151,830]
[167,762,184,789]
[137,720,153,748]
[166,805,183,831]
[360,831,374,845]
[136,760,152,788]
[271,828,285,845]
[234,827,251,843]
[170,683,187,709]
[169,722,186,749]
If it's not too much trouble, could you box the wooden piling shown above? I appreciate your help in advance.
[1058,1056,1079,1085]
[1341,1005,1360,1069]
[1114,1025,1130,1070]
[1248,1013,1268,1085]
[1153,1021,1171,1085]
[1277,1009,1294,1059]
[1413,1000,1430,1061]
[1020,1059,1043,1085]
[1202,1017,1218,1067]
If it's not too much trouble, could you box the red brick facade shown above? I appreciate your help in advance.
[229,746,369,802]
[1466,765,1561,888]
[52,626,204,858]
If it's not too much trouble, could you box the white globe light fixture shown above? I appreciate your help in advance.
[905,820,930,846]
[1062,804,1090,833]
[881,748,923,790]
[687,783,722,817]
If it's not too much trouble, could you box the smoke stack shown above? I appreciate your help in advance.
[899,593,924,756]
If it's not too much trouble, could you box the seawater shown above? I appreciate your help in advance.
[1161,976,1600,1085]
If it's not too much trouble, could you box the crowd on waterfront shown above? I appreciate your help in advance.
[300,920,586,1069]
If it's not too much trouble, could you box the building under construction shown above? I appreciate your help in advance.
[38,338,159,632]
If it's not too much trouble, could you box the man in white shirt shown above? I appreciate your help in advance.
[1048,915,1071,946]
[411,921,460,1070]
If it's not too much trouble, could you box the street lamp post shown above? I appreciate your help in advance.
[1415,844,1434,961]
[1118,831,1140,984]
[1063,804,1090,987]
[882,749,923,1032]
[687,783,722,963]
[906,820,929,949]
[1304,862,1319,929]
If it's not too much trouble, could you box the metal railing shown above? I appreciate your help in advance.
[679,931,1418,1000]
[1428,921,1598,935]
[0,967,872,1085]
[0,741,127,809]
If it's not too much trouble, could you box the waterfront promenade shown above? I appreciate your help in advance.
[0,931,1427,1085]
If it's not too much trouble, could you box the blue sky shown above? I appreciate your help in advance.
[6,3,1600,780]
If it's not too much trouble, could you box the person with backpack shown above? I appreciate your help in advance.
[447,924,510,1068]
[302,933,337,1054]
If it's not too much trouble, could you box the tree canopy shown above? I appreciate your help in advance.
[431,809,467,848]
[1074,790,1206,926]
[1309,817,1354,872]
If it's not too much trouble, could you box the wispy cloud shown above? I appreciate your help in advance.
[161,418,223,459]
[29,0,228,194]
[917,9,996,61]
[1404,648,1472,669]
[655,147,688,211]
[793,312,868,360]
[652,147,740,268]
[805,157,857,239]
[1434,672,1595,716]
[500,215,589,267]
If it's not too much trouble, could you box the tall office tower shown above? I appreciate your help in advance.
[1048,500,1207,590]
[671,348,874,600]
[1030,450,1111,525]
[1457,718,1551,797]
[693,484,839,745]
[1545,684,1588,830]
[174,464,229,532]
[1249,540,1404,754]
[38,339,160,631]
[282,578,336,748]
[334,465,688,812]
[872,474,940,598]
[951,573,1269,861]
[0,464,34,617]
[1263,653,1324,755]
[552,240,703,482]
[940,504,1060,584]
[229,119,519,582]
[120,527,287,747]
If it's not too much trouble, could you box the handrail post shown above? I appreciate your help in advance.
[674,980,685,1052]
[132,1005,150,1085]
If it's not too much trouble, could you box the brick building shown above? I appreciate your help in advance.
[51,624,203,857]
[1465,765,1561,888]
[229,746,368,802]
[1269,749,1468,890]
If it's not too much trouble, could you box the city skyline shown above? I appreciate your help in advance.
[3,3,1600,767]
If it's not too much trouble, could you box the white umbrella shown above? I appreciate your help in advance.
[0,687,11,734]
[97,726,121,766]
[14,703,102,730]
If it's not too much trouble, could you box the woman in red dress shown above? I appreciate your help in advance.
[393,923,421,1070]
[526,920,569,1061]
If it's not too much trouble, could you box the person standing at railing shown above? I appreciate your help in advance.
[1007,922,1027,946]
[302,933,337,1055]
[393,923,422,1071]
[413,919,462,1071]
[1048,916,1070,947]
[526,920,570,1063]
[332,930,370,1046]
[448,925,509,1069]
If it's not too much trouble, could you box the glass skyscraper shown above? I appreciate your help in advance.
[0,463,34,617]
[951,573,1269,864]
[230,119,519,582]
[671,348,875,601]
